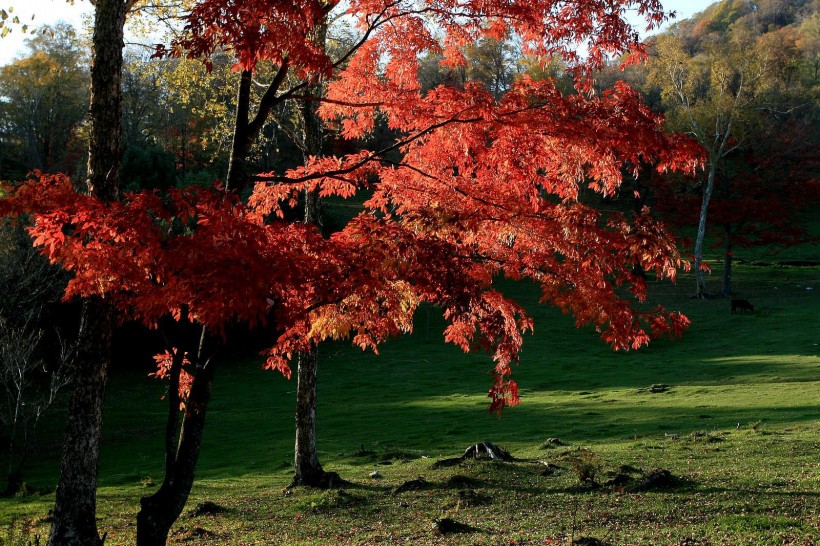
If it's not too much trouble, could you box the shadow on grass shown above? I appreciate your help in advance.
[8,269,819,491]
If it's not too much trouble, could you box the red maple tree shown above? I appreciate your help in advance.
[1,1,701,544]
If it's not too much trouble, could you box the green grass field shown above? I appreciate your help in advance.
[2,241,819,544]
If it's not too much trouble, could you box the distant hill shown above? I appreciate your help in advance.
[666,0,819,51]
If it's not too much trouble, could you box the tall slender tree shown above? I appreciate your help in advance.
[291,18,336,488]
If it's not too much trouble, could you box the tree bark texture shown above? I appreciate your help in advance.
[136,356,216,546]
[85,0,125,203]
[693,162,716,298]
[292,345,330,486]
[48,1,125,544]
[47,300,114,546]
[300,29,326,229]
[303,179,323,228]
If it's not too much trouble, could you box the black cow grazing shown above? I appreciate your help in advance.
[731,299,755,313]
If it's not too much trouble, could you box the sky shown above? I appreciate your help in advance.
[0,0,718,66]
[0,0,93,65]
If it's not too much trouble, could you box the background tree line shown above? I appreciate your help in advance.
[3,1,817,228]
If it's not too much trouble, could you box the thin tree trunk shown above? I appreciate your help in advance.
[135,58,292,542]
[137,329,215,546]
[25,124,43,171]
[137,47,297,544]
[300,43,325,229]
[134,62,255,546]
[292,344,336,487]
[132,75,257,545]
[693,162,716,299]
[48,0,125,543]
[290,20,339,489]
[721,225,733,296]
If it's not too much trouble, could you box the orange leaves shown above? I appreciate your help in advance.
[150,349,194,410]
[159,0,333,75]
[1,1,708,416]
[249,152,376,217]
[263,355,292,381]
[5,174,307,336]
[246,182,295,219]
[319,60,698,378]
[489,377,520,416]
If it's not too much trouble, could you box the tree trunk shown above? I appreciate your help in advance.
[137,349,216,546]
[304,186,323,228]
[85,0,125,203]
[300,80,324,222]
[137,46,296,546]
[225,70,253,192]
[48,1,125,544]
[291,344,330,486]
[133,63,256,546]
[721,225,733,296]
[291,20,339,489]
[693,162,716,299]
[48,299,114,546]
[300,37,325,229]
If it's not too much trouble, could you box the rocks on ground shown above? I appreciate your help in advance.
[431,441,513,469]
[461,441,513,461]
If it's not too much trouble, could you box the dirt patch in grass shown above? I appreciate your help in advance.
[188,501,230,517]
[393,477,428,494]
[432,517,480,535]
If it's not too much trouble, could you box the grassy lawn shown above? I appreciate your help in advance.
[1,245,819,544]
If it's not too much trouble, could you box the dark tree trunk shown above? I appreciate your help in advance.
[304,186,323,228]
[48,300,114,546]
[133,65,255,546]
[132,56,292,533]
[136,50,296,545]
[85,1,125,203]
[225,70,253,192]
[721,225,733,296]
[226,61,290,193]
[137,333,216,546]
[131,72,267,545]
[48,1,125,544]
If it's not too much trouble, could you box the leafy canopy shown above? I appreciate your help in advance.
[2,0,701,414]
